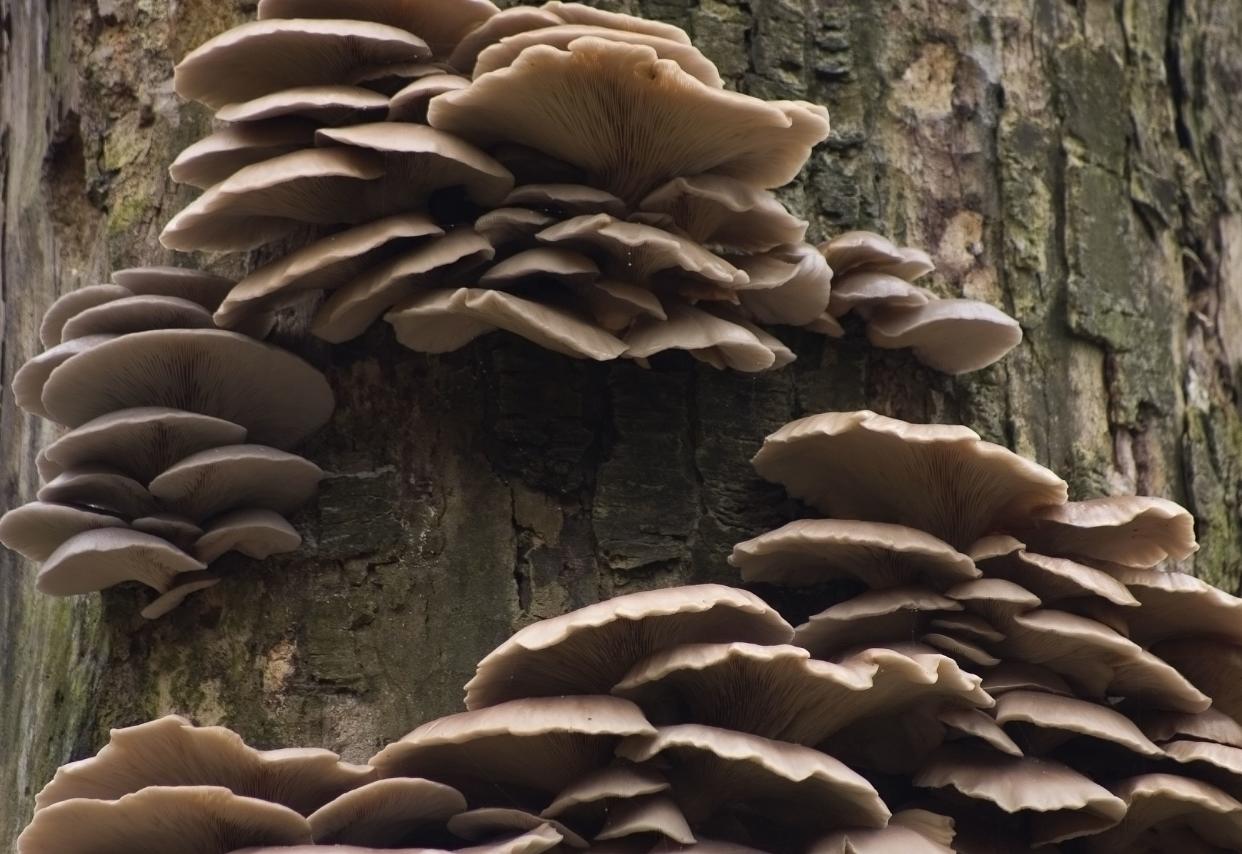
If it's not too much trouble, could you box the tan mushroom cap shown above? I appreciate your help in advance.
[867,298,1023,375]
[475,25,723,87]
[13,334,115,419]
[308,777,467,846]
[36,714,375,813]
[793,587,961,659]
[930,613,1005,644]
[752,410,1069,550]
[148,444,322,523]
[618,724,891,830]
[820,231,935,280]
[387,73,470,121]
[349,60,451,95]
[978,663,1074,698]
[542,766,670,819]
[915,746,1127,846]
[1091,774,1242,853]
[313,228,494,342]
[235,827,565,854]
[37,529,205,595]
[1165,739,1242,780]
[969,535,1138,607]
[161,148,385,252]
[1134,709,1242,749]
[624,303,783,373]
[37,467,156,518]
[140,574,222,619]
[1153,639,1242,722]
[476,207,555,245]
[217,213,443,327]
[480,248,601,287]
[174,18,430,109]
[639,175,807,252]
[938,707,1022,756]
[40,329,334,449]
[448,6,566,73]
[922,633,1000,668]
[449,808,588,849]
[811,809,956,854]
[998,609,1210,712]
[169,120,317,190]
[0,502,126,562]
[192,508,302,564]
[217,85,389,125]
[505,183,627,218]
[131,513,203,546]
[734,243,833,327]
[429,37,829,203]
[731,518,979,589]
[946,578,1042,624]
[258,0,499,59]
[380,288,495,352]
[594,795,695,844]
[16,785,312,854]
[316,122,514,206]
[828,271,932,318]
[465,584,792,709]
[541,2,693,44]
[1017,496,1197,568]
[370,696,655,804]
[111,267,238,311]
[613,642,991,745]
[40,284,132,346]
[59,294,215,340]
[39,407,248,484]
[994,690,1163,756]
[582,278,667,332]
[1103,567,1242,645]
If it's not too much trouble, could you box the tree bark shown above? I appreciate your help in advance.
[2,0,1240,844]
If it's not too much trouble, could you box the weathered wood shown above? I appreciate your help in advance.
[2,0,1240,844]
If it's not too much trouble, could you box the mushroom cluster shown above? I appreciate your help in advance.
[160,0,1019,374]
[0,268,334,618]
[734,408,1242,851]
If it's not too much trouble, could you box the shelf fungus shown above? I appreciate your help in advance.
[158,1,1018,374]
[2,267,335,618]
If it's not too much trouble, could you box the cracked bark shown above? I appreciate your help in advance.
[1,0,1240,844]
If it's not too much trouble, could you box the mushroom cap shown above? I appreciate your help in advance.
[945,577,1041,624]
[193,508,302,564]
[504,183,626,218]
[474,25,723,87]
[480,248,601,288]
[638,175,807,252]
[40,284,132,347]
[810,809,956,854]
[793,587,961,659]
[313,228,494,343]
[581,278,667,332]
[592,794,695,844]
[140,574,222,619]
[464,584,792,709]
[730,518,979,589]
[148,444,323,523]
[387,73,471,121]
[735,243,833,327]
[217,85,389,125]
[36,714,375,814]
[59,294,216,341]
[111,267,238,311]
[448,808,588,849]
[1100,566,1242,645]
[617,724,890,831]
[624,303,784,373]
[1092,774,1242,853]
[929,613,1005,644]
[447,7,566,74]
[174,18,430,109]
[160,148,386,252]
[1152,639,1242,723]
[37,529,206,595]
[40,329,334,449]
[866,298,1023,374]
[0,501,126,562]
[998,609,1210,712]
[308,778,467,846]
[540,2,692,45]
[13,334,115,420]
[349,60,452,95]
[39,406,248,484]
[541,766,671,819]
[257,0,500,59]
[235,826,564,854]
[913,746,1126,846]
[1133,709,1242,749]
[978,663,1074,698]
[16,785,312,854]
[819,231,934,280]
[969,535,1139,607]
[217,213,444,327]
[613,642,991,745]
[1016,496,1198,568]
[429,37,829,203]
[937,707,1022,757]
[37,467,157,518]
[380,288,496,353]
[369,696,656,805]
[751,410,1069,550]
[993,690,1163,756]
[475,207,555,246]
[921,632,1001,668]
[169,119,318,189]
[828,271,932,318]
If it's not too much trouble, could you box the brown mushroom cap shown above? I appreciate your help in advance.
[13,334,115,420]
[348,61,451,95]
[994,690,1163,756]
[110,267,238,311]
[169,120,317,190]
[638,175,807,252]
[308,777,467,846]
[140,574,222,619]
[751,410,1069,550]
[1152,639,1242,722]
[475,207,556,246]
[969,535,1139,608]
[38,407,249,484]
[811,809,956,854]
[866,298,1023,375]
[613,642,991,745]
[1099,566,1242,645]
[40,329,334,449]
[448,808,588,849]
[731,518,979,589]
[234,826,565,854]
[160,148,386,252]
[380,288,496,353]
[174,18,430,109]
[387,73,471,121]
[828,271,932,318]
[617,724,891,831]
[148,444,323,522]
[946,578,1042,625]
[59,294,216,341]
[193,508,302,564]
[978,663,1074,698]
[735,243,833,327]
[582,278,667,332]
[540,2,693,44]
[624,303,784,373]
[793,587,962,659]
[16,785,312,854]
[1091,774,1242,853]
[1015,496,1198,568]
[503,183,626,218]
[37,467,157,518]
[40,284,133,347]
[594,795,696,845]
[447,7,566,74]
[480,248,601,288]
[369,696,656,805]
[217,85,389,125]
[0,501,126,562]
[132,515,206,548]
[37,529,205,595]
[938,707,1022,757]
[465,584,792,709]
[819,231,934,280]
[541,765,671,820]
[35,714,375,814]
[429,37,829,204]
[1134,709,1242,749]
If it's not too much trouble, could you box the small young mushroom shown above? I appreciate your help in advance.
[866,298,1024,375]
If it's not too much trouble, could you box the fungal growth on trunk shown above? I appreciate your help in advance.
[0,268,334,617]
[159,0,1020,373]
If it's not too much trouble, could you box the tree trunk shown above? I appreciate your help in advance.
[1,0,1240,844]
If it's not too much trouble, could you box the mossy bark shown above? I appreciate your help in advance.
[2,0,1240,844]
